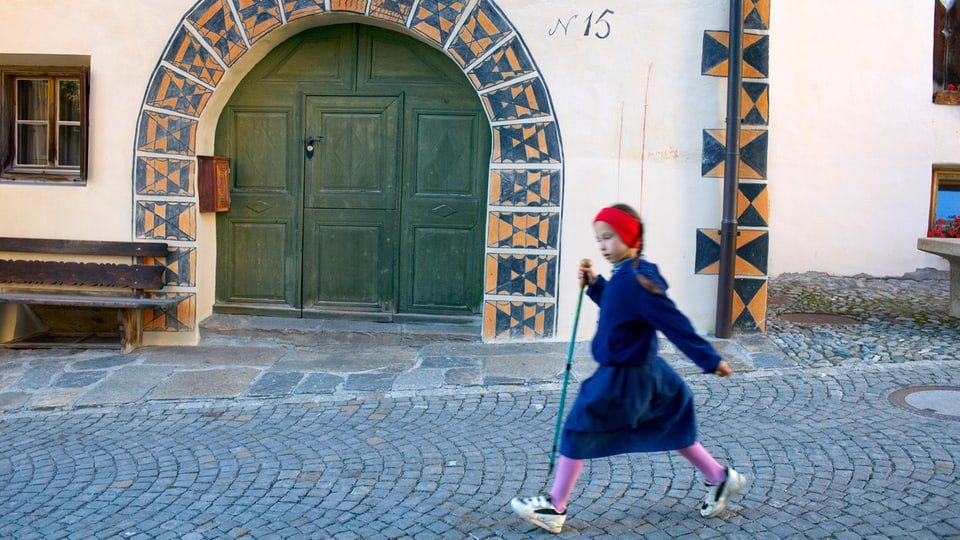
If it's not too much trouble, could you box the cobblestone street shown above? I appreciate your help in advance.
[1,272,958,538]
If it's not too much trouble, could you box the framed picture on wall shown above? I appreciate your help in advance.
[931,165,960,228]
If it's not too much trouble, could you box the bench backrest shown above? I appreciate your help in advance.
[0,237,169,291]
[0,237,168,257]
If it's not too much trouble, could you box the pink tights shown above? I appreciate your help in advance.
[547,443,726,513]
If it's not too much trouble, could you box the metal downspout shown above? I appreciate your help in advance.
[715,0,744,338]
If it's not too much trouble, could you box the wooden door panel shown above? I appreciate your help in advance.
[399,105,487,315]
[302,208,394,315]
[216,108,300,310]
[413,114,477,195]
[409,227,475,310]
[304,96,400,210]
[222,221,290,302]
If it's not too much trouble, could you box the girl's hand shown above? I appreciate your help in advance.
[578,261,596,287]
[713,360,733,378]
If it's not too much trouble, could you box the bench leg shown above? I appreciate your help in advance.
[118,308,144,354]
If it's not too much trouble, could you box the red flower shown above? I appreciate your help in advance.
[949,84,957,91]
[928,215,960,238]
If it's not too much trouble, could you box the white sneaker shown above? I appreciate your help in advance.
[700,467,746,518]
[510,494,567,533]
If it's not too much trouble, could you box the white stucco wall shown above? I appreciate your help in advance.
[500,1,729,338]
[0,0,195,240]
[767,1,953,277]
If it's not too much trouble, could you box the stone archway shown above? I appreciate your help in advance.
[133,0,563,341]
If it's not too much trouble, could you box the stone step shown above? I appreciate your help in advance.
[198,313,483,349]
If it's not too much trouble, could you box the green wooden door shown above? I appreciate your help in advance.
[302,96,400,317]
[215,106,301,316]
[214,24,488,321]
[398,95,490,318]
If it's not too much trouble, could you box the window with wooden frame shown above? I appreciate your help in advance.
[931,165,960,227]
[1,62,89,183]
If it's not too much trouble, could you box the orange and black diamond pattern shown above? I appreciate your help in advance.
[732,277,767,332]
[484,300,556,340]
[481,77,552,122]
[489,169,561,207]
[702,129,767,180]
[410,0,468,46]
[744,0,770,31]
[187,0,249,66]
[235,0,284,44]
[485,254,556,297]
[694,228,768,277]
[137,0,561,338]
[145,247,197,288]
[163,27,225,87]
[487,212,559,250]
[447,0,512,67]
[283,0,327,22]
[137,202,197,242]
[145,294,196,331]
[146,66,212,118]
[136,157,195,197]
[137,112,197,156]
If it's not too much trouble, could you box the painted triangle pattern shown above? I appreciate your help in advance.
[236,0,284,43]
[492,122,560,164]
[737,182,769,227]
[448,0,512,68]
[744,0,770,30]
[489,169,561,207]
[694,229,768,276]
[701,129,768,179]
[482,77,551,121]
[732,277,767,332]
[468,36,535,91]
[137,201,197,241]
[330,0,366,13]
[164,27,225,86]
[138,112,197,155]
[145,295,195,331]
[487,212,559,249]
[485,254,556,297]
[701,31,769,78]
[282,0,327,21]
[369,0,412,24]
[146,67,212,118]
[145,247,196,287]
[188,0,249,67]
[484,300,555,339]
[410,0,467,46]
[136,157,194,196]
[742,81,769,126]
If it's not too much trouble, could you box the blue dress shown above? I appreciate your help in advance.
[559,258,722,459]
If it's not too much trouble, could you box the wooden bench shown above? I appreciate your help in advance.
[0,237,178,353]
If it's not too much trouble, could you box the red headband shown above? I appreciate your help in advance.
[594,207,641,248]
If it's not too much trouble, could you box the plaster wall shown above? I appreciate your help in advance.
[767,0,953,277]
[0,0,194,240]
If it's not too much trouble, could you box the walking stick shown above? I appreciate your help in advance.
[548,259,591,478]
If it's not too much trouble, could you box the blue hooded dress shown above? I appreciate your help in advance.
[559,258,722,459]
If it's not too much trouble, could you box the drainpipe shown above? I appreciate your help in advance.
[715,0,744,338]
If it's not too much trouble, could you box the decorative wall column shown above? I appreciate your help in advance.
[132,0,564,341]
[696,0,771,332]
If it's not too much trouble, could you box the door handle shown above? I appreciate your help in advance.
[304,135,323,153]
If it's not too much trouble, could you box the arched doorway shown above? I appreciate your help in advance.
[134,1,565,341]
[213,24,490,322]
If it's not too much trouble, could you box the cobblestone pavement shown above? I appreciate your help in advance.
[0,272,958,538]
